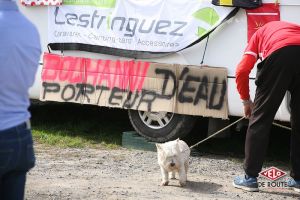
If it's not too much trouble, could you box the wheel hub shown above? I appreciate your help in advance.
[138,111,174,129]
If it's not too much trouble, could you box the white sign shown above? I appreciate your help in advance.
[48,0,235,52]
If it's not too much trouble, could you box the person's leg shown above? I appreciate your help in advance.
[0,127,19,200]
[0,171,27,200]
[9,125,36,200]
[233,75,288,191]
[286,55,300,193]
[290,75,300,180]
[244,48,295,178]
[0,122,35,200]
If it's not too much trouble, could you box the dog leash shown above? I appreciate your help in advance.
[189,117,292,150]
[189,117,245,149]
[272,122,292,131]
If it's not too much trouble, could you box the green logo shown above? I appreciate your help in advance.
[192,7,220,37]
[63,0,116,8]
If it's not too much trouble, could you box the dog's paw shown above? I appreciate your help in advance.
[179,181,186,187]
[161,181,169,186]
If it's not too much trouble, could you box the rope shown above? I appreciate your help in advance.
[189,117,245,149]
[200,35,209,65]
[272,122,292,131]
[188,117,292,150]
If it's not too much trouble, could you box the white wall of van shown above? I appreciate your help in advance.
[20,0,300,122]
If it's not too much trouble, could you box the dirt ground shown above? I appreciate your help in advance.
[25,144,299,200]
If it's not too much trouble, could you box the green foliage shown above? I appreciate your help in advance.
[30,102,131,149]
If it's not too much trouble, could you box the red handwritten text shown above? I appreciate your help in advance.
[42,53,150,92]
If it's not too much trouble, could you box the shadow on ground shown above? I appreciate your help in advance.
[186,180,223,194]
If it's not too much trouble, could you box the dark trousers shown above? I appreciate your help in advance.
[0,122,35,200]
[244,46,300,179]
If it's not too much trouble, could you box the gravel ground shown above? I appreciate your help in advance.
[25,144,299,200]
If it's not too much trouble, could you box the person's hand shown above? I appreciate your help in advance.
[243,100,253,119]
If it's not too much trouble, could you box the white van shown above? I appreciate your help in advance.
[19,0,300,142]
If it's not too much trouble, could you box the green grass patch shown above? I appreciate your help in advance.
[30,102,132,149]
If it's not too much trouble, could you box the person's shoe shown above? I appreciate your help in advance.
[233,175,259,192]
[287,178,300,193]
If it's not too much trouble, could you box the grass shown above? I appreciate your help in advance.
[29,102,291,165]
[30,102,132,149]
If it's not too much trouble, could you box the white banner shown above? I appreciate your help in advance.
[48,0,235,52]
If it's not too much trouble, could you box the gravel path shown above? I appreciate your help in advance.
[26,144,299,200]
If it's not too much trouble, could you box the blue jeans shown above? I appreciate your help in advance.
[0,122,35,200]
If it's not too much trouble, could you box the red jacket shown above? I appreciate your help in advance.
[236,21,300,100]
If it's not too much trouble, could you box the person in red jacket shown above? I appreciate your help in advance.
[233,20,300,192]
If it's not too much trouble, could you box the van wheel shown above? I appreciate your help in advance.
[128,110,196,142]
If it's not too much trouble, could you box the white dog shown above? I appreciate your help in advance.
[156,139,190,187]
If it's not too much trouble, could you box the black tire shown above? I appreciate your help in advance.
[128,110,196,142]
